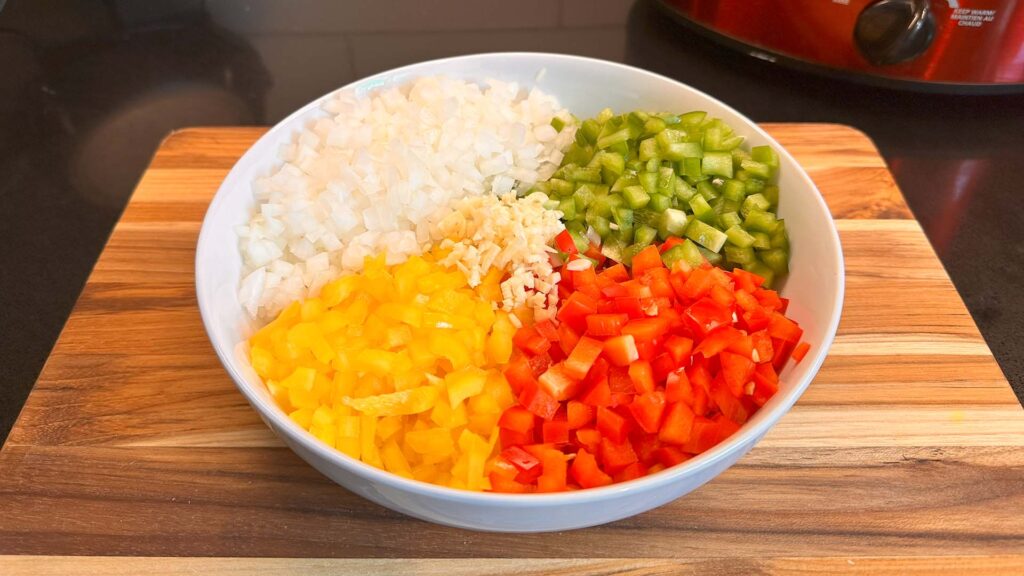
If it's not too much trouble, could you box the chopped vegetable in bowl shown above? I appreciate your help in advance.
[238,76,809,493]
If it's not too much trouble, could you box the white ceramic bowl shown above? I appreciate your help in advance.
[196,52,844,532]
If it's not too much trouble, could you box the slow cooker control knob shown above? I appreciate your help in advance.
[854,0,936,66]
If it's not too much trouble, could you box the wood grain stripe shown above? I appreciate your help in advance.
[4,556,1024,576]
[0,445,1021,559]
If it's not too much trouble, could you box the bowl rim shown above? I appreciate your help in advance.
[196,51,845,505]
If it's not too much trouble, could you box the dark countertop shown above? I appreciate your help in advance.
[1,0,1022,443]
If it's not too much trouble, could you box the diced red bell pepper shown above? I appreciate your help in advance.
[731,268,764,293]
[571,265,599,294]
[567,400,595,429]
[691,382,711,416]
[498,405,536,434]
[710,375,749,425]
[678,266,715,300]
[720,350,755,397]
[536,448,568,493]
[632,433,661,466]
[734,288,760,313]
[682,416,740,454]
[570,449,612,489]
[752,363,780,406]
[599,263,630,282]
[630,245,664,276]
[659,305,685,331]
[613,461,648,483]
[772,337,797,371]
[538,363,581,401]
[596,406,630,443]
[665,369,694,405]
[584,241,606,264]
[627,360,655,394]
[542,418,570,444]
[599,437,639,473]
[768,312,803,343]
[621,317,671,342]
[555,229,578,255]
[635,338,658,361]
[709,283,736,308]
[575,428,602,451]
[490,457,519,480]
[663,335,693,364]
[556,291,599,333]
[654,446,690,468]
[751,330,773,364]
[534,319,559,342]
[578,373,612,407]
[693,325,743,358]
[603,334,639,367]
[528,352,552,377]
[643,269,675,299]
[684,297,733,336]
[500,427,533,447]
[564,336,604,380]
[754,288,783,312]
[658,401,695,445]
[512,325,551,356]
[650,352,676,384]
[557,321,581,356]
[586,313,629,337]
[742,307,771,332]
[659,236,687,253]
[501,445,540,472]
[518,381,559,420]
[609,392,634,407]
[503,356,537,395]
[686,356,713,393]
[613,296,645,318]
[601,283,629,299]
[489,473,532,493]
[629,390,666,434]
[608,365,634,394]
[726,332,753,358]
[622,279,653,299]
[792,341,811,364]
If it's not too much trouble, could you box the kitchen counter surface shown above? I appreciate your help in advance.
[1,0,1022,443]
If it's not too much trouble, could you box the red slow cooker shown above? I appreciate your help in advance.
[657,0,1024,92]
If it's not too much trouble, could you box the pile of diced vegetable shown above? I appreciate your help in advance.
[241,78,809,493]
[537,109,789,287]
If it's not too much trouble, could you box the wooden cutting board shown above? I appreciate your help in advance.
[2,125,1023,575]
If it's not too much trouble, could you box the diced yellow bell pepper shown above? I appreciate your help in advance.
[250,345,275,378]
[360,414,381,467]
[381,440,413,479]
[337,436,360,460]
[428,331,470,370]
[343,385,439,416]
[405,427,455,456]
[281,366,316,391]
[288,407,315,429]
[477,267,504,303]
[376,415,403,442]
[352,349,411,376]
[320,275,359,307]
[377,302,423,329]
[300,298,324,322]
[486,311,515,365]
[250,251,519,491]
[445,366,487,407]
